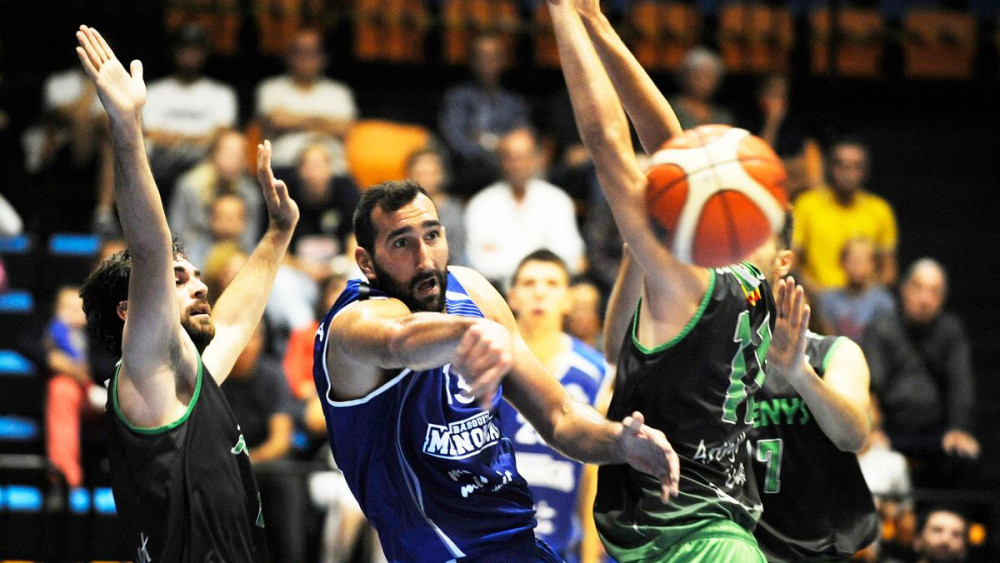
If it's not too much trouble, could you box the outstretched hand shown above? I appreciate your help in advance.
[75,26,146,121]
[769,277,811,382]
[620,411,680,501]
[451,320,513,409]
[256,140,300,232]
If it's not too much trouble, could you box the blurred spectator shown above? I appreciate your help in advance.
[862,259,980,488]
[168,129,263,266]
[565,279,603,351]
[740,74,812,201]
[406,146,466,266]
[793,137,898,293]
[220,324,302,563]
[439,33,530,196]
[45,286,106,488]
[289,143,361,279]
[465,128,584,286]
[817,237,896,341]
[284,270,350,405]
[914,508,969,563]
[31,66,113,232]
[0,189,22,235]
[144,24,238,201]
[256,28,357,173]
[202,241,248,306]
[670,47,733,130]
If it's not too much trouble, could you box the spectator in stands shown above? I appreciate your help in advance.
[671,47,733,130]
[565,279,603,351]
[817,237,896,341]
[406,146,466,266]
[289,143,360,279]
[34,65,113,233]
[284,269,350,406]
[144,24,238,201]
[202,241,248,307]
[914,508,969,563]
[0,190,22,236]
[464,128,584,286]
[256,28,357,173]
[168,129,263,267]
[740,74,812,201]
[439,33,530,196]
[45,285,106,488]
[793,137,898,293]
[220,323,301,563]
[863,259,980,487]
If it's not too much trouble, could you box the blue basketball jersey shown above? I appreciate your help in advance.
[313,272,541,562]
[499,337,607,561]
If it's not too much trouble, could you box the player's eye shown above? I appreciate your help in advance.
[392,238,408,248]
[426,230,440,241]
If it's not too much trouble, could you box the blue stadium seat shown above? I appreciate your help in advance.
[0,350,35,376]
[0,290,34,313]
[48,234,100,257]
[0,416,40,442]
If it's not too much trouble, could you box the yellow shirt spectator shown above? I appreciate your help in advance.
[793,185,898,289]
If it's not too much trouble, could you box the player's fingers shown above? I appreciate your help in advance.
[84,27,110,64]
[76,29,103,72]
[130,59,143,81]
[792,285,806,330]
[76,46,99,80]
[774,278,788,318]
[799,304,811,337]
[90,27,115,61]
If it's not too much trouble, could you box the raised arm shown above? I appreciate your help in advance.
[572,0,682,153]
[547,0,707,333]
[768,277,871,452]
[76,26,193,426]
[603,244,643,364]
[201,140,298,383]
[455,267,679,499]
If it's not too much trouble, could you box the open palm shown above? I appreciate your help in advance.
[75,26,146,119]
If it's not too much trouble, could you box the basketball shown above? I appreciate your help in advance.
[646,125,789,267]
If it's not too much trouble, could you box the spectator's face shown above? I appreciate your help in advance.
[213,132,247,181]
[916,511,968,563]
[56,289,87,329]
[686,63,721,99]
[901,264,946,325]
[361,193,448,313]
[829,145,868,195]
[230,325,264,379]
[472,37,505,86]
[566,283,602,344]
[174,46,206,76]
[173,257,215,351]
[499,131,539,188]
[408,153,445,196]
[298,146,334,199]
[842,240,877,287]
[210,196,247,241]
[289,32,326,81]
[508,261,571,328]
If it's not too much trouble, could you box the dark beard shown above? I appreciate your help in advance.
[181,316,216,352]
[371,261,447,313]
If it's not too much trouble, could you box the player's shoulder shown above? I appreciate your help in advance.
[857,190,894,212]
[792,186,828,210]
[449,267,503,304]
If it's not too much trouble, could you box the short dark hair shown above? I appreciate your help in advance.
[777,210,794,251]
[80,240,184,357]
[353,180,429,255]
[511,249,569,286]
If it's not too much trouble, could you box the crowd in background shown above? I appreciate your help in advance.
[0,12,992,563]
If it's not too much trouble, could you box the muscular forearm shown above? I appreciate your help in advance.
[387,314,479,371]
[110,114,172,257]
[777,364,870,452]
[546,397,627,465]
[213,225,294,327]
[580,12,682,153]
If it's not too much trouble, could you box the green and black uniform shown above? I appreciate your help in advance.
[596,263,774,562]
[107,355,269,562]
[751,333,878,562]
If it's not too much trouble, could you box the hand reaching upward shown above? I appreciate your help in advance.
[75,26,146,122]
[255,140,300,233]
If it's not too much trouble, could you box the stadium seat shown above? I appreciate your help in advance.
[626,1,700,72]
[344,119,431,189]
[718,3,794,74]
[354,0,429,63]
[39,234,99,305]
[810,8,885,78]
[442,0,520,66]
[902,10,977,79]
[0,235,36,290]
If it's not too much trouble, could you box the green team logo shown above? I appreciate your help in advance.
[231,433,248,456]
[255,492,265,528]
[722,311,771,424]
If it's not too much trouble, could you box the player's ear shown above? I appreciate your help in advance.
[116,300,128,322]
[775,249,794,278]
[355,247,375,281]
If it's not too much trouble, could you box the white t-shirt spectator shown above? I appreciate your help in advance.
[255,75,358,171]
[465,178,584,285]
[44,68,104,117]
[143,76,237,137]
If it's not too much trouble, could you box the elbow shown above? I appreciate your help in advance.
[834,420,872,453]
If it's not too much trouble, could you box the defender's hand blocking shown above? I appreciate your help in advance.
[451,320,514,408]
[256,140,300,232]
[620,411,680,501]
[769,277,811,381]
[75,26,146,122]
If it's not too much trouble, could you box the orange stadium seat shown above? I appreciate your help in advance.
[718,3,794,74]
[626,1,700,72]
[442,0,520,66]
[902,10,977,79]
[810,8,885,78]
[344,120,431,189]
[354,0,430,63]
[255,0,329,56]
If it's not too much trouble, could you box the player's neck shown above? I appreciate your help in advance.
[520,324,570,368]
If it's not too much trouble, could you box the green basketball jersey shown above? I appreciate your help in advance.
[595,263,774,562]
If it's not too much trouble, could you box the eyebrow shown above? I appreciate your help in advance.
[386,220,441,241]
[174,266,202,278]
